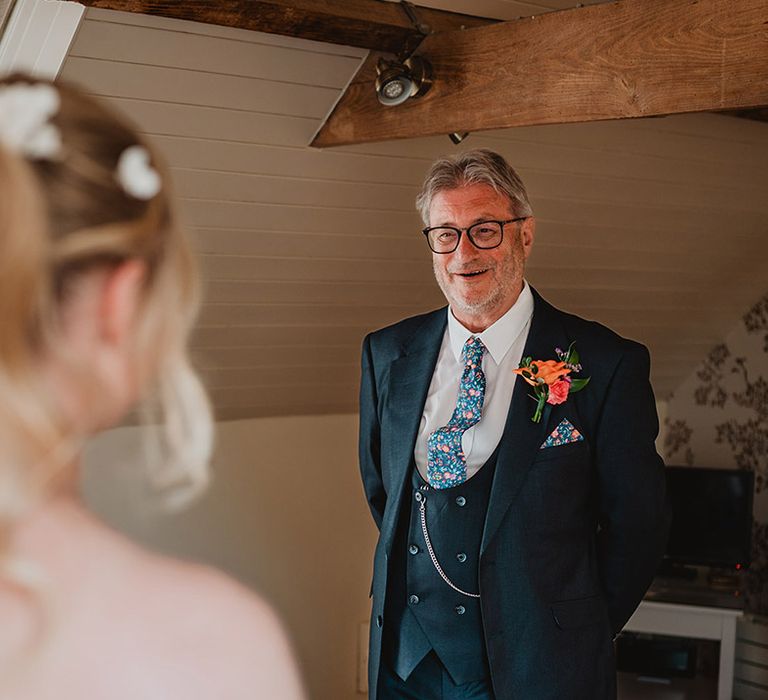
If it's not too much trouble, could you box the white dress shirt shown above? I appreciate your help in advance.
[414,281,534,482]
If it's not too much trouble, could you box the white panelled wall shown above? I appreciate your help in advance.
[59,5,768,421]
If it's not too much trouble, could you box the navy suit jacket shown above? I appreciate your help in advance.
[359,288,670,699]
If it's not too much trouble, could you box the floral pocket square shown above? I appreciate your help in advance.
[540,419,584,449]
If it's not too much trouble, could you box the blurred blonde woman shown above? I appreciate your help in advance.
[0,74,305,699]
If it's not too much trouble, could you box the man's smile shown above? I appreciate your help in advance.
[452,267,490,279]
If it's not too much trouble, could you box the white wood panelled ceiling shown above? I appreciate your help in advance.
[0,1,13,30]
[59,3,768,421]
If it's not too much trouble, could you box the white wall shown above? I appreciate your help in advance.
[656,399,669,460]
[82,414,377,700]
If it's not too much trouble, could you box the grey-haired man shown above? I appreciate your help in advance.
[359,149,669,699]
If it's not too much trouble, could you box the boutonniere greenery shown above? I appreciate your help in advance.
[513,343,590,423]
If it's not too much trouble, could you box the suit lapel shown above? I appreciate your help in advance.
[481,290,567,555]
[382,309,447,554]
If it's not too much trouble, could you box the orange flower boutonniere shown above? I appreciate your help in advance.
[513,343,590,422]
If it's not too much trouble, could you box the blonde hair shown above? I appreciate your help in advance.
[0,74,212,531]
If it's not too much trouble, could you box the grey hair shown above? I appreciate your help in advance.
[415,148,533,225]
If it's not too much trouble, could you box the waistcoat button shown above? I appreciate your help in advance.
[409,594,420,605]
[456,552,467,563]
[409,544,420,555]
[455,605,466,615]
[455,496,466,506]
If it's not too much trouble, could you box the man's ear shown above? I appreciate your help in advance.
[521,217,535,259]
[99,259,147,347]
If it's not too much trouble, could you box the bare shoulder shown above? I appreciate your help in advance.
[123,551,306,699]
[3,504,306,699]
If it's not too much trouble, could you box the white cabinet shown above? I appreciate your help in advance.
[624,601,743,700]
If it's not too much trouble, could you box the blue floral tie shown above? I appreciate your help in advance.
[426,336,486,489]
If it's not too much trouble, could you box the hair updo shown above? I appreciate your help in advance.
[0,73,212,525]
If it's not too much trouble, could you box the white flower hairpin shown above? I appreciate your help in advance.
[116,145,161,201]
[0,82,62,159]
[0,82,161,200]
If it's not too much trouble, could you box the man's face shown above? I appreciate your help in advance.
[428,182,534,332]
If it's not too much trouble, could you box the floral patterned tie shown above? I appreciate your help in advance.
[426,336,486,489]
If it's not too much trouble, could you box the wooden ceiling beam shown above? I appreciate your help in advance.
[313,0,768,147]
[76,0,492,53]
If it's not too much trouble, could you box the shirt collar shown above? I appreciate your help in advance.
[447,281,534,365]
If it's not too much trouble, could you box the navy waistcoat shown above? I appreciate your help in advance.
[385,449,498,685]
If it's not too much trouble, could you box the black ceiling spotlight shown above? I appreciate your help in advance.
[448,132,470,145]
[374,1,433,107]
[375,56,433,107]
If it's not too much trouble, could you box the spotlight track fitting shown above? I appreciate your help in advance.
[374,1,433,107]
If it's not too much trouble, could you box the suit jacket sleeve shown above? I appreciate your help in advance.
[359,333,385,531]
[594,342,671,634]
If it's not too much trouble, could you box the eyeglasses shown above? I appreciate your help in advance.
[422,217,528,254]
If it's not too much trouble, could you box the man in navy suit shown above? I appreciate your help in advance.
[359,149,669,699]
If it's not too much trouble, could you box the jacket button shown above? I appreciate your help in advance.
[376,615,383,628]
[455,496,466,506]
[409,544,420,555]
[456,552,467,563]
[409,594,420,605]
[455,605,466,615]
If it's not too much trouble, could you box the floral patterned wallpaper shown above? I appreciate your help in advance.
[663,292,768,615]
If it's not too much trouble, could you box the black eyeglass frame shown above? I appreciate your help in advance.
[422,217,529,254]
